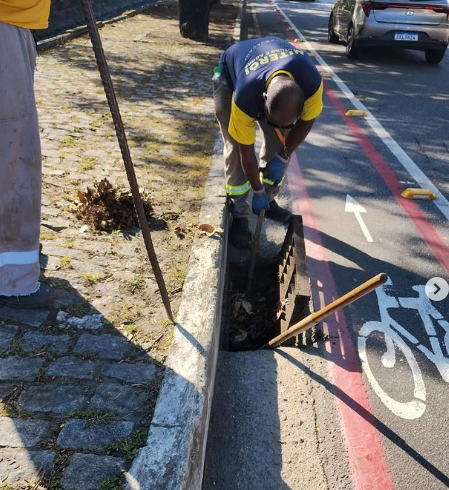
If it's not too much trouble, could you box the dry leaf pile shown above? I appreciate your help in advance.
[76,178,153,232]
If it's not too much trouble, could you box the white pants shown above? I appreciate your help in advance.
[0,21,41,296]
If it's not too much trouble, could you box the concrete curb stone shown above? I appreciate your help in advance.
[125,2,246,486]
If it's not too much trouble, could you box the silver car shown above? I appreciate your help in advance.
[328,0,449,63]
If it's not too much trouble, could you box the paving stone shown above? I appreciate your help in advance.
[21,331,70,354]
[57,312,104,330]
[0,449,55,484]
[102,362,157,384]
[0,417,52,447]
[41,218,71,231]
[74,333,130,360]
[0,307,49,328]
[62,453,126,490]
[46,356,98,379]
[90,382,148,416]
[0,382,18,401]
[40,245,87,260]
[0,357,45,381]
[57,419,134,452]
[0,324,19,350]
[18,384,87,413]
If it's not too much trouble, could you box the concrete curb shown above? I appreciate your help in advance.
[125,136,228,490]
[36,2,151,52]
[125,3,245,487]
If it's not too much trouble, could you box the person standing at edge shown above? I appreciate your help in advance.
[213,37,323,249]
[0,0,52,307]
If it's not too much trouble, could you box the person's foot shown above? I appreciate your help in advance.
[229,216,252,249]
[265,199,291,223]
[0,284,53,309]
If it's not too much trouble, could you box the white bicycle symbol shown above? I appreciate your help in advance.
[358,278,449,420]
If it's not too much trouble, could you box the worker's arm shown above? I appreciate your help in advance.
[281,119,315,159]
[239,143,264,191]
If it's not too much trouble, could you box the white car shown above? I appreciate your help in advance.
[328,0,449,63]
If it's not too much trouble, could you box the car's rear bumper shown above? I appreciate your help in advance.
[356,21,449,50]
[357,37,448,51]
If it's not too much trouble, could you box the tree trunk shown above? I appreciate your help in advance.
[179,0,212,41]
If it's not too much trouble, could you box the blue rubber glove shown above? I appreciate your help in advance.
[265,154,288,187]
[252,188,270,215]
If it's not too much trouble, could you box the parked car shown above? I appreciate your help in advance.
[328,0,449,63]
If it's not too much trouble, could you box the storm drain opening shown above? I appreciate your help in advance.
[226,260,280,351]
[222,215,314,351]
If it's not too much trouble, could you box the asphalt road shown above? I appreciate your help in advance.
[251,1,449,488]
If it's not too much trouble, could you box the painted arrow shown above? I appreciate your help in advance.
[345,195,373,242]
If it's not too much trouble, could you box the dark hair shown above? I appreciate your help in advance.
[266,77,304,116]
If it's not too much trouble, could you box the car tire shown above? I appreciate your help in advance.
[328,14,339,43]
[346,24,360,59]
[425,49,446,64]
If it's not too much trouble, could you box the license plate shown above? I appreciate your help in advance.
[394,32,418,41]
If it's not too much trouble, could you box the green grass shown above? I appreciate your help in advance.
[4,336,22,357]
[59,256,73,270]
[65,409,117,423]
[62,239,75,249]
[170,264,186,288]
[79,155,98,171]
[59,135,76,147]
[125,323,138,335]
[83,273,103,285]
[125,274,146,293]
[99,477,123,490]
[41,231,57,240]
[111,303,142,327]
[105,429,147,461]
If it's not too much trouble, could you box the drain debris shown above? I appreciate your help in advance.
[227,263,279,351]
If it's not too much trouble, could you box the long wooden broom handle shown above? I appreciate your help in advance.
[262,273,388,349]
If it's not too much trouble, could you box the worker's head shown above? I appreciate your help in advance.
[263,76,304,129]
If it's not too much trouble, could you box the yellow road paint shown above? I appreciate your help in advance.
[401,188,437,200]
[345,109,366,117]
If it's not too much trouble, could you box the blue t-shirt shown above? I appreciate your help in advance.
[220,37,323,145]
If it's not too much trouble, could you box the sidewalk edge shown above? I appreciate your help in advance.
[125,134,227,490]
[36,2,151,52]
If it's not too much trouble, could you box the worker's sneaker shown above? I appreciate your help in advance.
[0,284,53,309]
[229,216,252,249]
[265,199,291,223]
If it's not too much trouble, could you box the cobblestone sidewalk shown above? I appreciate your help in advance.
[0,1,237,488]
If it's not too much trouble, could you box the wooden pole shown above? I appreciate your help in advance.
[262,273,388,349]
[79,0,174,323]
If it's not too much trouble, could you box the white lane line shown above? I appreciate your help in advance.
[272,0,449,222]
[345,195,374,242]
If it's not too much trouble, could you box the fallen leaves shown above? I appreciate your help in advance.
[76,178,153,232]
[198,223,224,237]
